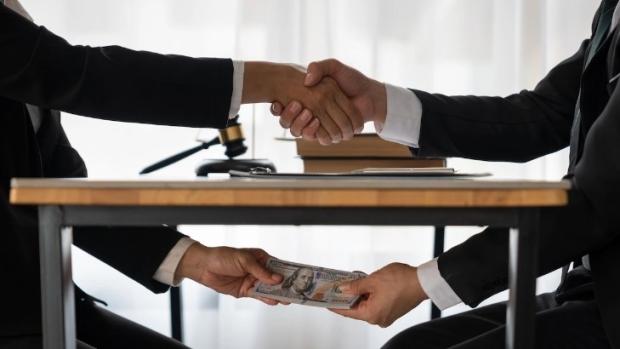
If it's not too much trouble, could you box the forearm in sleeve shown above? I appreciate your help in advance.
[437,188,614,307]
[414,40,588,163]
[0,5,233,128]
[73,226,186,293]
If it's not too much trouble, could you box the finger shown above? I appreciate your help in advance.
[271,102,284,116]
[305,59,342,87]
[244,255,282,284]
[328,307,367,321]
[301,118,320,141]
[246,248,272,265]
[313,106,343,143]
[338,278,371,296]
[325,99,355,141]
[316,127,332,145]
[334,91,364,134]
[290,109,314,137]
[255,296,279,306]
[278,100,303,129]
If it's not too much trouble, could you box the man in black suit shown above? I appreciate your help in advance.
[273,0,620,347]
[0,1,363,348]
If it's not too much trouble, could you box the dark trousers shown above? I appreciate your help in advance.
[383,269,610,349]
[0,297,188,349]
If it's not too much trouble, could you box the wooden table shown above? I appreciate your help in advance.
[10,177,570,349]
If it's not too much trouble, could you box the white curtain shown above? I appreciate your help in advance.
[20,1,598,348]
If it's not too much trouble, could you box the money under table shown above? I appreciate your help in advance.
[9,177,571,349]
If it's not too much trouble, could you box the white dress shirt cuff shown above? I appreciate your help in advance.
[152,237,197,287]
[376,84,423,148]
[228,60,244,119]
[417,258,463,310]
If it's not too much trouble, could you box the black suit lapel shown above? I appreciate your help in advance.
[580,31,615,124]
[569,5,618,172]
[606,27,620,91]
[0,99,43,178]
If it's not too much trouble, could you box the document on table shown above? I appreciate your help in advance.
[230,167,492,178]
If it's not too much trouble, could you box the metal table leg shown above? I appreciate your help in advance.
[506,209,540,349]
[39,206,75,349]
[431,226,445,320]
[170,286,183,342]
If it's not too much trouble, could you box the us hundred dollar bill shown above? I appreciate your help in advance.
[251,258,366,309]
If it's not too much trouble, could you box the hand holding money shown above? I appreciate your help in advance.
[175,245,283,305]
[329,263,428,327]
[251,258,367,309]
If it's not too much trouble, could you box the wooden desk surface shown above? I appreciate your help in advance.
[10,178,571,208]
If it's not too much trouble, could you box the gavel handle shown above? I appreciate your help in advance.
[139,137,220,175]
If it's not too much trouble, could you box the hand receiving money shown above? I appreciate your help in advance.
[251,258,367,309]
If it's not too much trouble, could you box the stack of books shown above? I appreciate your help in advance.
[296,134,446,172]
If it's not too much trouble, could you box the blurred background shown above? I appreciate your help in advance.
[20,0,598,348]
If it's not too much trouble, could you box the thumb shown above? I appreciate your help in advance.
[244,256,282,285]
[305,59,342,87]
[338,277,371,296]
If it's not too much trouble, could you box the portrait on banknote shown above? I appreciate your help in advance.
[251,258,366,309]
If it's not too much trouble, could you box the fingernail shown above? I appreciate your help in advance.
[304,73,314,85]
[310,119,320,127]
[290,101,301,114]
[300,111,311,122]
[272,274,282,282]
[271,103,280,114]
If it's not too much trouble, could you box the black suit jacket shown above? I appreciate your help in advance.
[412,2,620,347]
[0,5,234,336]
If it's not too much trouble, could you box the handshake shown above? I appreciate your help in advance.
[243,59,388,145]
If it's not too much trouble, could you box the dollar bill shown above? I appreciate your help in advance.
[251,258,366,309]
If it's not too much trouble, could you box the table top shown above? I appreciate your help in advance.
[10,178,571,208]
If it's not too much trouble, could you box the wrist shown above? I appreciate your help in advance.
[409,265,428,301]
[242,62,304,104]
[175,242,208,282]
[369,80,387,127]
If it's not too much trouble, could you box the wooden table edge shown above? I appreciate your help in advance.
[10,187,569,208]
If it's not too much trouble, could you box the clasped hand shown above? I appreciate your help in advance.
[243,62,364,144]
[270,59,388,145]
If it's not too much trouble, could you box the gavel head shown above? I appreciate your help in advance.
[218,116,248,159]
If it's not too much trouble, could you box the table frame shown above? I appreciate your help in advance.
[39,205,539,349]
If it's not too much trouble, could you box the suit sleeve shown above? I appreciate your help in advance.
[73,226,186,294]
[0,5,232,128]
[412,40,588,163]
[436,189,615,307]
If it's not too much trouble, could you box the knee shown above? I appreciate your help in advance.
[382,324,443,349]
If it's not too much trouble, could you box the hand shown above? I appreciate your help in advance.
[175,243,284,305]
[241,62,363,144]
[329,263,428,327]
[271,59,387,142]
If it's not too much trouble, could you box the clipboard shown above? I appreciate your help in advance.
[229,167,492,179]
